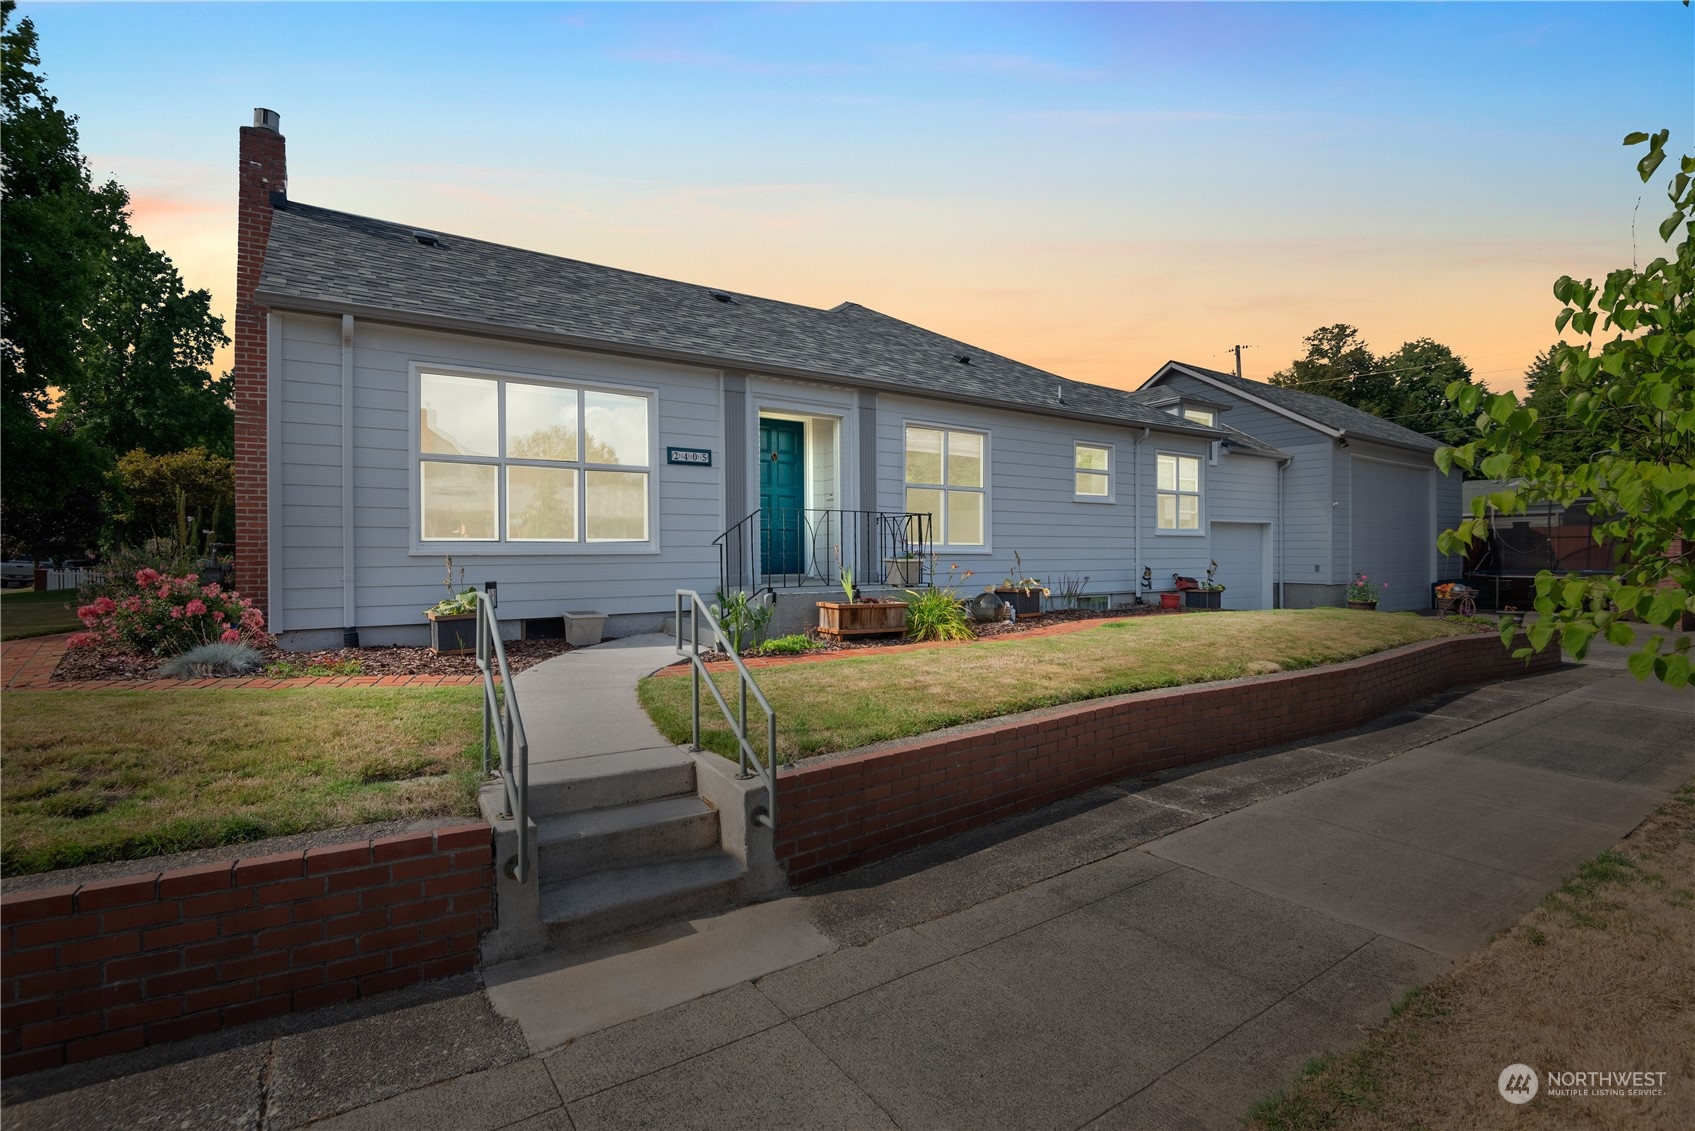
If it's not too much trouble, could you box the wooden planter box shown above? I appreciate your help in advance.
[1346,600,1379,611]
[1183,590,1222,610]
[817,600,909,639]
[428,611,478,655]
[994,588,1043,617]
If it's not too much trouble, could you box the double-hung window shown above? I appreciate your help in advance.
[904,425,985,547]
[1075,443,1111,498]
[1156,452,1201,531]
[418,370,651,545]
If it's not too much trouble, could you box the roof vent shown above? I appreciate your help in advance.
[953,353,971,365]
[411,230,443,249]
[708,289,734,304]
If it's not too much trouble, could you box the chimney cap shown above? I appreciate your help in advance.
[252,108,281,132]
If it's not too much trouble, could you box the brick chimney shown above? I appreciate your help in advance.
[234,108,285,618]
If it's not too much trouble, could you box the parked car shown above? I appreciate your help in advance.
[1,560,38,587]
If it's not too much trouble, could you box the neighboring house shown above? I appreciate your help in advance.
[230,111,1444,646]
[1136,362,1463,612]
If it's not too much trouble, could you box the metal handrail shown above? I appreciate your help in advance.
[714,506,935,594]
[675,589,777,829]
[475,587,530,882]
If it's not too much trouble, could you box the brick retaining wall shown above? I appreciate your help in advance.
[0,824,493,1078]
[776,634,1560,886]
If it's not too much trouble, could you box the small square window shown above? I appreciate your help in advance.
[1075,444,1110,498]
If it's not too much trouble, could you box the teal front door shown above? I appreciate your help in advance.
[759,419,805,576]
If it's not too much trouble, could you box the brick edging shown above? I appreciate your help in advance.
[774,633,1561,886]
[0,823,494,1078]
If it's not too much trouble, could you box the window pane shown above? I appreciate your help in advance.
[905,427,943,485]
[1076,445,1108,472]
[946,490,984,546]
[1178,457,1199,493]
[583,391,648,466]
[1178,495,1199,529]
[507,466,577,541]
[506,384,578,461]
[1183,408,1215,426]
[1158,494,1177,529]
[1157,454,1177,492]
[421,461,497,540]
[1076,471,1108,497]
[947,431,983,488]
[420,373,497,456]
[585,470,648,541]
[905,488,942,539]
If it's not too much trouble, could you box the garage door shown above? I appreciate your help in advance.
[1209,522,1268,610]
[1349,459,1430,612]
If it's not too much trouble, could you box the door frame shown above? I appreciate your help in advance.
[759,417,807,576]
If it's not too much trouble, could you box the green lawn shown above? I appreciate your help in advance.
[639,609,1483,763]
[1,687,485,875]
[0,588,84,641]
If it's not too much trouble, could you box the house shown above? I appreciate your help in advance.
[1137,362,1463,612]
[231,110,1448,646]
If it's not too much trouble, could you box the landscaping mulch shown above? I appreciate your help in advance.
[51,638,574,683]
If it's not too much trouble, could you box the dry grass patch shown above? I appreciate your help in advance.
[1246,779,1695,1130]
[1,687,485,875]
[640,608,1481,761]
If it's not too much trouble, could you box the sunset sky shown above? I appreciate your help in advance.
[20,1,1694,395]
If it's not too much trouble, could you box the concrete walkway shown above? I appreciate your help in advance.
[5,642,1691,1130]
[511,634,683,771]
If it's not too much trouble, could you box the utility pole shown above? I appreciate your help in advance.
[1230,344,1252,379]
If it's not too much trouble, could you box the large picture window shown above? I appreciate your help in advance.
[1156,452,1201,531]
[905,425,985,547]
[418,371,650,544]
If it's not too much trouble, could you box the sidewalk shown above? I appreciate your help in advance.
[4,646,1690,1130]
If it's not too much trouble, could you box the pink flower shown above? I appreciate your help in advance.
[158,587,171,599]
[169,606,184,619]
[67,631,103,649]
[77,604,95,620]
[241,608,265,629]
[219,628,242,644]
[93,596,115,615]
[135,568,160,586]
[212,611,226,622]
[123,596,143,612]
[185,599,208,616]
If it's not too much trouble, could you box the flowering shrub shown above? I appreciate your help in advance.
[1346,572,1388,604]
[70,568,272,656]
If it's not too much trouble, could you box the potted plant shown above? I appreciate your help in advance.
[816,558,908,639]
[1184,560,1226,610]
[1346,572,1385,610]
[992,552,1048,616]
[425,556,480,654]
[883,551,924,589]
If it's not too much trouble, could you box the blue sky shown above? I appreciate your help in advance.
[19,1,1694,391]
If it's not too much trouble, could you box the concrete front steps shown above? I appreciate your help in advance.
[479,745,786,963]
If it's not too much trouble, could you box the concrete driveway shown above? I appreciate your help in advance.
[5,644,1690,1130]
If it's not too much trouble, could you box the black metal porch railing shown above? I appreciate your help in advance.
[715,508,934,594]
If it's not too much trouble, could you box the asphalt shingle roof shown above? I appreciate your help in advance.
[1143,362,1442,452]
[254,201,1213,437]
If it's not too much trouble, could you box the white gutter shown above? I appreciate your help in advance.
[340,314,358,645]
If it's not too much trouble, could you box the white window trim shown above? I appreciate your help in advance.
[1154,450,1205,536]
[902,419,992,554]
[1073,441,1114,503]
[407,361,663,556]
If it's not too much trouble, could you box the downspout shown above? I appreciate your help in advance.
[1277,455,1291,608]
[340,314,358,647]
[1135,428,1149,599]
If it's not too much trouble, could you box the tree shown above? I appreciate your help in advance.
[113,447,234,549]
[1269,325,1484,448]
[1437,129,1694,687]
[1,1,232,557]
[1519,343,1623,470]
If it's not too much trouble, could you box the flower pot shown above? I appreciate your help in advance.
[994,588,1043,616]
[816,599,908,639]
[1183,590,1222,610]
[883,557,923,589]
[1159,592,1181,610]
[427,611,478,655]
[562,611,607,647]
[1347,600,1378,611]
